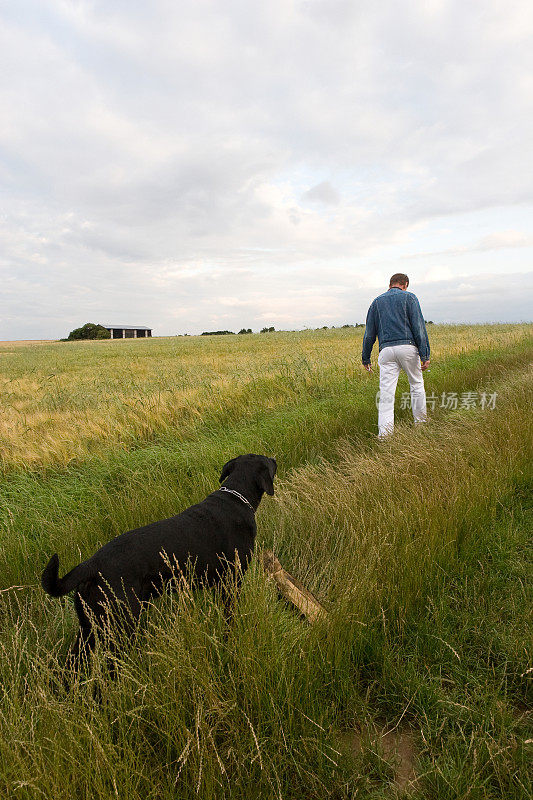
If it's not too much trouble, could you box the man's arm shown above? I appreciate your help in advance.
[407,294,430,364]
[361,302,377,366]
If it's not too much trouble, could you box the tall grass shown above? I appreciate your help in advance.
[0,353,531,797]
[0,326,531,593]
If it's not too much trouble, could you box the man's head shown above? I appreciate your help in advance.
[389,273,409,290]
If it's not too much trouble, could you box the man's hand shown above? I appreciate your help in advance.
[421,360,430,371]
[363,363,373,372]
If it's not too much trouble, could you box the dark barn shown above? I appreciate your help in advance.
[103,325,152,340]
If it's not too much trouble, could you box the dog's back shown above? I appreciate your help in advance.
[42,489,256,601]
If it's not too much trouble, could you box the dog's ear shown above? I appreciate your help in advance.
[256,459,275,496]
[219,457,238,484]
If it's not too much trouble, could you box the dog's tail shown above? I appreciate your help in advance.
[41,554,91,597]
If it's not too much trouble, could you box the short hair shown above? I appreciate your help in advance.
[389,273,409,287]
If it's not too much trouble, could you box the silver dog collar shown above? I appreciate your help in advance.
[219,486,255,512]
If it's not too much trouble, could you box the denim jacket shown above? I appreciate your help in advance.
[361,287,430,365]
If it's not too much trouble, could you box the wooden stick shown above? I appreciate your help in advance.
[260,550,327,623]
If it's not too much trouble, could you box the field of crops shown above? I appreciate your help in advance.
[0,324,531,799]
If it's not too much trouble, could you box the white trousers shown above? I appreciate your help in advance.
[377,344,426,438]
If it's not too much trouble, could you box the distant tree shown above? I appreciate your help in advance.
[425,320,434,325]
[238,328,253,334]
[260,326,275,333]
[201,330,235,336]
[66,323,110,341]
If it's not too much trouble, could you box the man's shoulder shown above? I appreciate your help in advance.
[373,290,391,303]
[400,290,420,305]
[372,289,420,307]
[374,289,408,304]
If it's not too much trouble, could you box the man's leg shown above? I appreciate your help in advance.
[377,347,401,438]
[396,345,427,425]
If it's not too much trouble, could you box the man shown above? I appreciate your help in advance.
[362,273,430,438]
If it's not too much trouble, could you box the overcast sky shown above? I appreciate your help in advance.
[1,0,532,339]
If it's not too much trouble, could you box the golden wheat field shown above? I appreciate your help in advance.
[0,323,530,469]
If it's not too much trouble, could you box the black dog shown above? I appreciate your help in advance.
[42,454,276,674]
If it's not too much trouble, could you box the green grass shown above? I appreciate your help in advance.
[0,325,531,798]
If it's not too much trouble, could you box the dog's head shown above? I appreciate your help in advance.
[219,454,277,496]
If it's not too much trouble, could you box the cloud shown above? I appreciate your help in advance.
[1,0,532,337]
[403,230,533,260]
[417,272,533,323]
[301,181,340,206]
[474,230,533,251]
